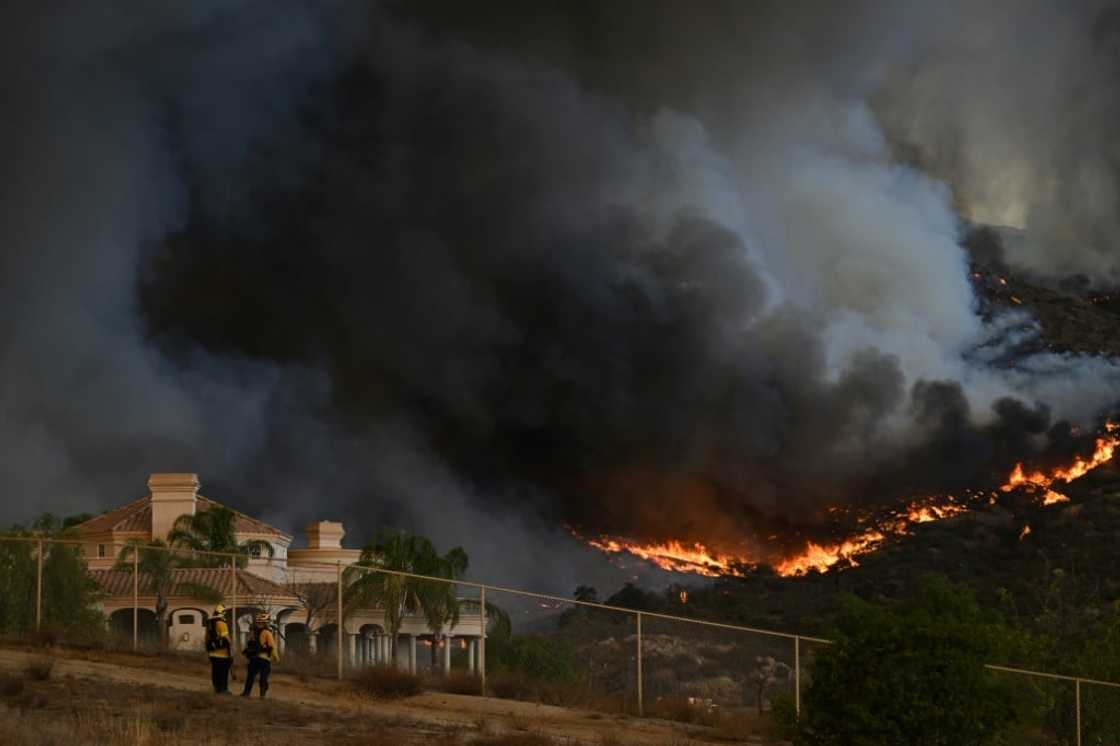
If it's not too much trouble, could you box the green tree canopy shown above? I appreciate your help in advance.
[795,576,1023,746]
[0,514,104,641]
[168,505,275,567]
[344,530,470,664]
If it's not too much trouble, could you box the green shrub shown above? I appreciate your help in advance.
[487,635,582,684]
[795,576,1021,746]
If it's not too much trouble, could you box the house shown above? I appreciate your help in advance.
[71,473,484,674]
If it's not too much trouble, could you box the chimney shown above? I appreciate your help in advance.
[148,473,199,541]
[305,521,345,550]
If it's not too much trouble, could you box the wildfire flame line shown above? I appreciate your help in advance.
[583,424,1120,578]
[1000,424,1120,504]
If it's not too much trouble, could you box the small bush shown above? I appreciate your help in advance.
[0,674,25,698]
[354,664,423,699]
[488,671,536,701]
[24,657,54,681]
[28,625,63,648]
[646,695,719,726]
[433,671,482,696]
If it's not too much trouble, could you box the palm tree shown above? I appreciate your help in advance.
[114,539,221,648]
[167,505,275,568]
[343,531,470,667]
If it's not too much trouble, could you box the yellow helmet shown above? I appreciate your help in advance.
[212,603,225,616]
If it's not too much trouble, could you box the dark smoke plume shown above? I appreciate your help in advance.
[3,1,1120,586]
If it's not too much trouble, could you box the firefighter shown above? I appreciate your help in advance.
[241,611,280,698]
[205,603,232,694]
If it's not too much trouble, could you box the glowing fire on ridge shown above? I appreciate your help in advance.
[582,424,1120,578]
[583,537,748,577]
[1001,423,1120,504]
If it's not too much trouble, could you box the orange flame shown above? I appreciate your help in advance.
[1019,524,1031,541]
[774,532,886,576]
[583,424,1119,578]
[584,537,748,577]
[1001,425,1120,504]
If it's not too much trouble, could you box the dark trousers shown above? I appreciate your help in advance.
[209,656,232,693]
[242,657,271,697]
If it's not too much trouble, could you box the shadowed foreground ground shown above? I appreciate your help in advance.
[0,646,785,745]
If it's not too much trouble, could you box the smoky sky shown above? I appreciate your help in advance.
[4,1,1120,586]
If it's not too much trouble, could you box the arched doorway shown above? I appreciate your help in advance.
[284,622,309,656]
[358,624,385,666]
[317,624,338,659]
[108,608,159,647]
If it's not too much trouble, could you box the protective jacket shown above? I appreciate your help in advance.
[206,617,231,659]
[246,626,280,663]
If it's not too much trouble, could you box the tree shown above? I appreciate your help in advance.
[0,537,37,636]
[343,531,469,667]
[794,576,1021,746]
[0,515,104,641]
[286,572,337,643]
[114,539,220,648]
[167,505,275,568]
[574,586,599,604]
[750,656,791,716]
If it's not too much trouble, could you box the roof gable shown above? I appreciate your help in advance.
[71,495,292,542]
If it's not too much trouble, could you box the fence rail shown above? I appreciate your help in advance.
[2,532,1117,743]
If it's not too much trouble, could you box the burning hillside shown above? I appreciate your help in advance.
[582,420,1120,578]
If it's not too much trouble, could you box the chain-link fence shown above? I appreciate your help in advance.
[1,532,1118,743]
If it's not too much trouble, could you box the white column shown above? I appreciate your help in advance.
[309,632,318,655]
[408,635,417,674]
[347,633,357,667]
[468,639,476,672]
[442,634,452,674]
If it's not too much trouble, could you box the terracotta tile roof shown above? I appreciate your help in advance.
[90,568,295,600]
[70,496,291,541]
[196,496,292,541]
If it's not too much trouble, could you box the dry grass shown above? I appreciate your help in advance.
[486,671,628,713]
[431,671,483,696]
[280,651,338,681]
[645,695,720,727]
[470,734,555,746]
[354,664,424,699]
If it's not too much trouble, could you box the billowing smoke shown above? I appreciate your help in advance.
[3,1,1120,586]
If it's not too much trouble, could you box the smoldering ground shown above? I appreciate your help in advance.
[3,1,1120,586]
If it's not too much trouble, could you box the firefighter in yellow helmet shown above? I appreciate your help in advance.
[205,604,232,694]
[240,611,280,697]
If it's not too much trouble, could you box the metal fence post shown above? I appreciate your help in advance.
[1076,678,1082,746]
[479,585,487,695]
[230,556,238,652]
[132,546,139,650]
[35,538,43,633]
[337,560,343,680]
[636,611,644,717]
[795,635,801,718]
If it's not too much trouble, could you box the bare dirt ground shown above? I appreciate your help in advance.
[0,646,788,745]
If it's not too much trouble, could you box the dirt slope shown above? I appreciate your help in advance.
[0,646,784,745]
